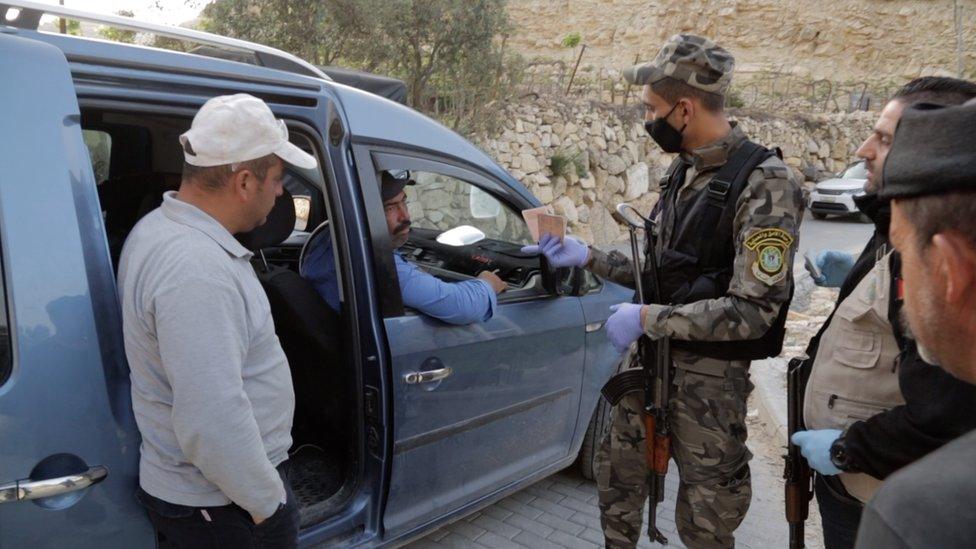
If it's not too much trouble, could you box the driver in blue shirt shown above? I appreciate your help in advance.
[302,170,506,324]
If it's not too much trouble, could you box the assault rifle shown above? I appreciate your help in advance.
[784,357,814,549]
[601,203,670,545]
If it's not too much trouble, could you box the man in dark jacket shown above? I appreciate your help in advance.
[855,98,976,549]
[791,77,976,549]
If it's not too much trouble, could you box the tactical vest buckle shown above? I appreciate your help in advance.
[707,178,732,205]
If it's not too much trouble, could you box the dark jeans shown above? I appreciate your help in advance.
[136,462,300,549]
[814,474,863,549]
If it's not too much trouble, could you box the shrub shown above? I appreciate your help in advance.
[561,32,581,49]
[725,87,746,109]
[550,149,588,178]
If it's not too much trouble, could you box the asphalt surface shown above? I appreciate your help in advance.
[408,394,822,549]
[795,210,875,272]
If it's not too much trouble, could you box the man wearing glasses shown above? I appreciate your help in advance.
[302,170,506,324]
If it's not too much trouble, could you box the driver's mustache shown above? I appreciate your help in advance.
[394,220,412,233]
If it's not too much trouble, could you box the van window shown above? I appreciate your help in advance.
[82,130,112,183]
[407,171,533,245]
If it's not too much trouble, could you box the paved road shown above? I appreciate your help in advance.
[796,211,875,271]
[407,394,825,549]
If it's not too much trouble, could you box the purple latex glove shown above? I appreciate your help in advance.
[606,303,645,354]
[520,233,590,268]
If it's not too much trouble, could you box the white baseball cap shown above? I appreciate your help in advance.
[179,93,317,170]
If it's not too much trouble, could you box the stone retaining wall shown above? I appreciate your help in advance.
[474,98,875,245]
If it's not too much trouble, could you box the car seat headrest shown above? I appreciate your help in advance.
[236,188,296,252]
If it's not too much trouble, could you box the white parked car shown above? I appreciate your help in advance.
[808,161,869,220]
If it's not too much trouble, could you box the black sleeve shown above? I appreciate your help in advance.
[843,342,976,479]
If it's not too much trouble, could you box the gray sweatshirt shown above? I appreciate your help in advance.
[855,429,976,549]
[118,192,294,519]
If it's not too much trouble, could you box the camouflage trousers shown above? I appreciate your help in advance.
[596,360,755,549]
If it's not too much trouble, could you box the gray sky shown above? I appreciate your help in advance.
[33,0,204,26]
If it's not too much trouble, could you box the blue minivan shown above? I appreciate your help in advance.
[0,2,630,547]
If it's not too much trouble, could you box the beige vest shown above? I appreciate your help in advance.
[803,249,904,502]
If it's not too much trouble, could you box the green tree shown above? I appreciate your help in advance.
[62,18,81,36]
[99,10,138,44]
[198,0,517,132]
[150,35,191,52]
[371,0,511,109]
[200,0,374,65]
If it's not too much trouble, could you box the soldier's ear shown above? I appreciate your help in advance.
[678,98,695,124]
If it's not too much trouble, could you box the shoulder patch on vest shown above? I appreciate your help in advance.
[745,228,794,285]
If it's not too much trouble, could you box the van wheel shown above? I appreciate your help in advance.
[578,393,612,480]
[812,212,827,220]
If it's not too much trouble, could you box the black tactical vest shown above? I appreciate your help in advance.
[642,140,792,361]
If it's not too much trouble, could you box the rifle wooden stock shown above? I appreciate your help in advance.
[785,478,810,523]
[643,415,670,470]
[644,414,656,469]
[652,434,670,473]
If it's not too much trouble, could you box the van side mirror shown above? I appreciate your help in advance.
[540,256,570,296]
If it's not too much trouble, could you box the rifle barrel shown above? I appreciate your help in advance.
[785,360,811,549]
[627,226,645,303]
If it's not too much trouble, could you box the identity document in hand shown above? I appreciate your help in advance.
[537,213,566,241]
[521,206,553,241]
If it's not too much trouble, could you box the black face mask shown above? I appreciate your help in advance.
[644,102,686,153]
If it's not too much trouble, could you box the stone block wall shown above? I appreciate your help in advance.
[506,0,975,86]
[474,97,875,246]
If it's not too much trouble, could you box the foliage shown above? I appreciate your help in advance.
[99,10,137,44]
[200,0,353,64]
[198,0,519,135]
[199,0,415,68]
[725,87,745,109]
[561,32,581,49]
[82,130,111,183]
[549,148,587,179]
[549,151,573,178]
[365,1,512,110]
[60,18,81,36]
[150,35,192,52]
[572,152,587,178]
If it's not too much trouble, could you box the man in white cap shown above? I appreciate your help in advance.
[117,93,317,548]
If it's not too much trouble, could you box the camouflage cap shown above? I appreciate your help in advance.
[622,33,735,95]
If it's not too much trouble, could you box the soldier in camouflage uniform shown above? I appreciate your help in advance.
[523,34,804,548]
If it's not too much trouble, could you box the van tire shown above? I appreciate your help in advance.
[578,394,612,480]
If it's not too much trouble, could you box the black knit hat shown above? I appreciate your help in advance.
[879,100,976,200]
[381,169,416,202]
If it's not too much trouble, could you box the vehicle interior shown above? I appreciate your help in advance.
[81,106,565,531]
[382,168,583,300]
